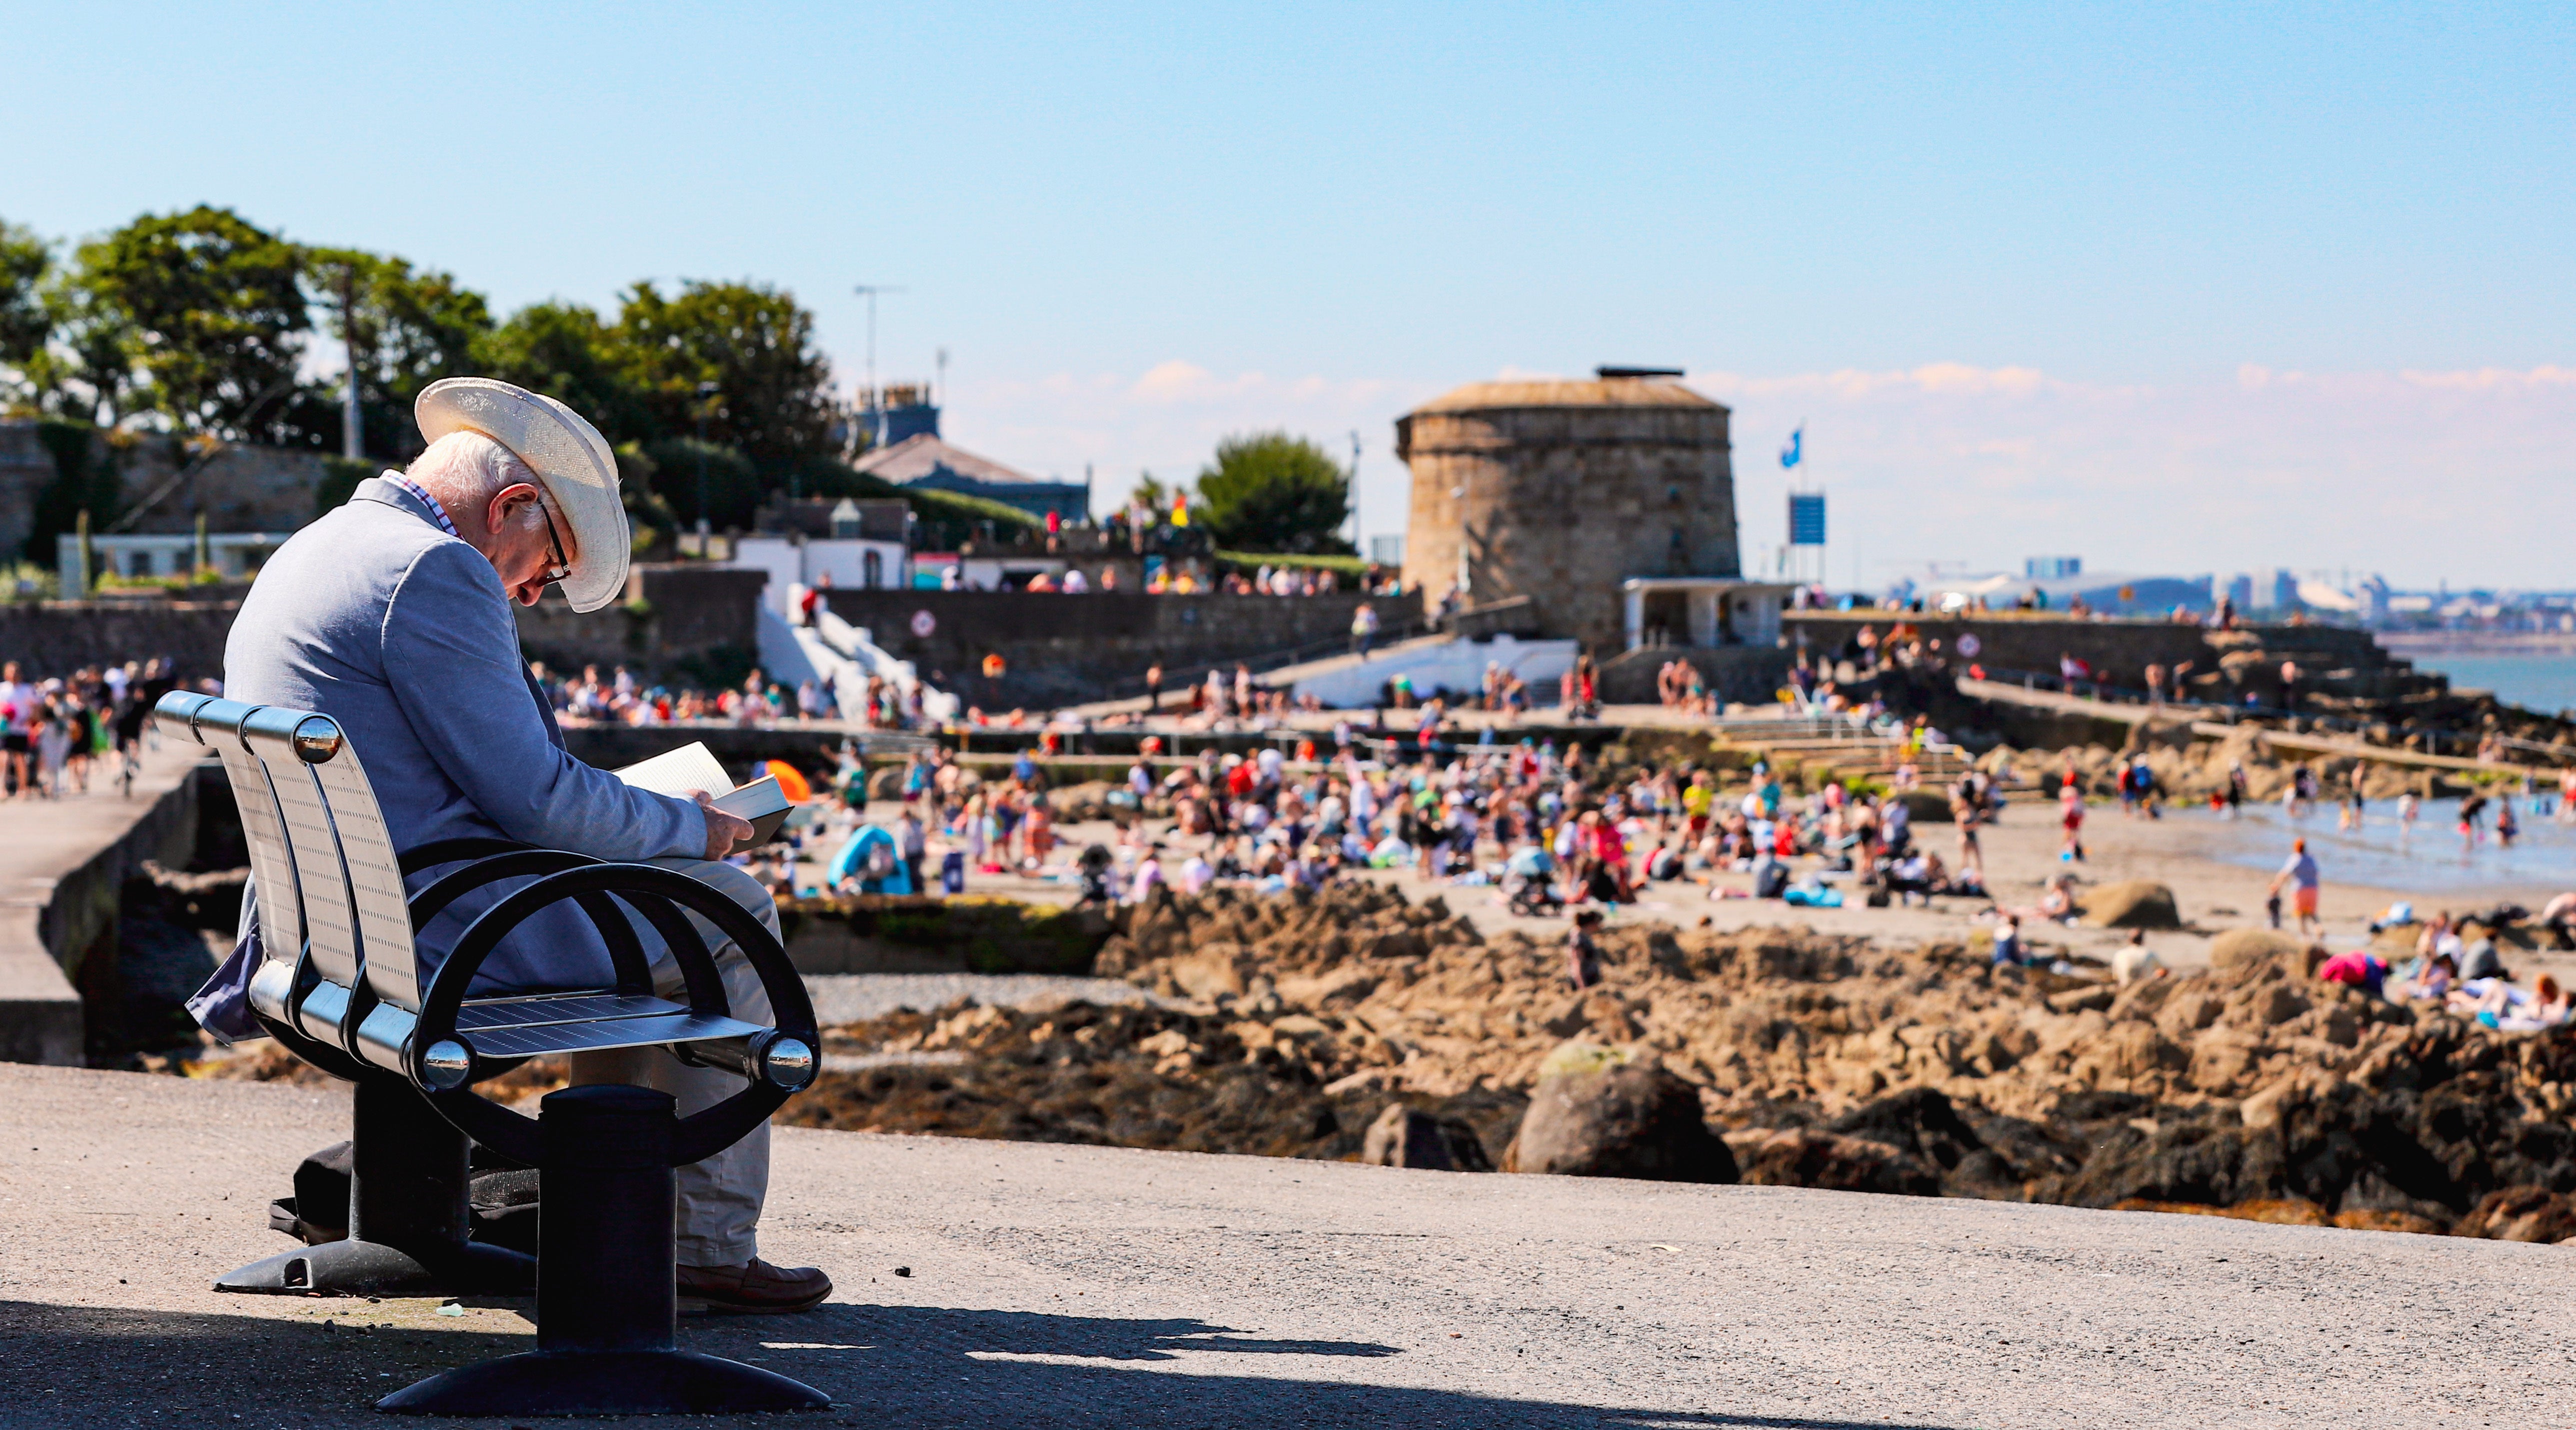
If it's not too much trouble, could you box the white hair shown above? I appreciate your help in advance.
[407,430,547,534]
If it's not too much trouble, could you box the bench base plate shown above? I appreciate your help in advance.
[214,1236,534,1298]
[377,1348,829,1416]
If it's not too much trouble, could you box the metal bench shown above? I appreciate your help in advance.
[156,691,828,1415]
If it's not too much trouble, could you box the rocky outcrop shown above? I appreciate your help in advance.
[1502,1050,1735,1184]
[783,882,2576,1239]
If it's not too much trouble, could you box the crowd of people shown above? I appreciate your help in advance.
[539,662,925,730]
[811,732,2012,929]
[0,658,181,798]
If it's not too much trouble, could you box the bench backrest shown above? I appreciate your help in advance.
[155,693,425,1036]
[159,698,306,1000]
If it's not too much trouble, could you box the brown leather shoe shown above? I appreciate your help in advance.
[677,1258,832,1316]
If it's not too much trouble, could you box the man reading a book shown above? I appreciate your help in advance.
[213,378,830,1314]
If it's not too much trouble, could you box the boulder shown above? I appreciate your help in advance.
[2208,928,2308,980]
[2079,881,2182,930]
[1360,1104,1490,1172]
[1502,1052,1735,1183]
[1731,1128,1940,1196]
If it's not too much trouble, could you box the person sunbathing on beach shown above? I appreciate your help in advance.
[2404,952,2458,1002]
[2452,974,2570,1032]
[1991,874,2079,925]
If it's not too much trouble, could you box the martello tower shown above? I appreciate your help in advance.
[1394,368,1740,652]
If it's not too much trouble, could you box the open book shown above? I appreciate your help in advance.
[614,742,792,846]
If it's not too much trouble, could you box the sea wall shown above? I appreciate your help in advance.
[819,588,1371,708]
[1782,612,2423,702]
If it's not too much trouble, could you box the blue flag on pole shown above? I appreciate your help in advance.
[1780,426,1803,470]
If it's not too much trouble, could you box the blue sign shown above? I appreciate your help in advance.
[1787,492,1826,546]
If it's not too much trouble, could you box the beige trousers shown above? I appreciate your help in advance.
[564,856,777,1268]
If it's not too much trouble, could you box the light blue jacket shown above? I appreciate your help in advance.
[216,476,707,1002]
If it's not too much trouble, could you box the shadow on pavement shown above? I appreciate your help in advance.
[0,1298,1969,1429]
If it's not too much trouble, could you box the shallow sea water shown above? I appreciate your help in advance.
[2182,794,2576,896]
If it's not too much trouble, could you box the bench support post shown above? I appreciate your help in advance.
[217,1078,534,1298]
[379,1085,827,1416]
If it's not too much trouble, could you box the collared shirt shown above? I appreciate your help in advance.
[386,474,461,539]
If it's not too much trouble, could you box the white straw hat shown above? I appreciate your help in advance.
[414,377,631,612]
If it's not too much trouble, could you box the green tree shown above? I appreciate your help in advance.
[31,276,141,426]
[474,300,655,446]
[0,219,51,397]
[307,248,493,458]
[1192,432,1353,554]
[616,280,836,464]
[75,206,310,439]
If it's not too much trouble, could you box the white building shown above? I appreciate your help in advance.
[59,531,291,592]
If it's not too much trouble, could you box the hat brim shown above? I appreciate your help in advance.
[414,378,631,612]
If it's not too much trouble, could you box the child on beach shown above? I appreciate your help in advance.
[1566,908,1604,989]
[2057,785,2085,862]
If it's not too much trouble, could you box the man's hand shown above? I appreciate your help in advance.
[696,790,755,860]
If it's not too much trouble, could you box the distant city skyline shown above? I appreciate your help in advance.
[7,2,2569,586]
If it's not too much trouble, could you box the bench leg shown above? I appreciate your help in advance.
[378,1084,825,1416]
[218,1078,535,1298]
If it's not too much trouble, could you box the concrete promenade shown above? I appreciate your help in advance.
[0,740,208,1062]
[2,1061,2566,1428]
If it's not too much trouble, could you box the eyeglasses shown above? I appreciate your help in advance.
[533,496,572,584]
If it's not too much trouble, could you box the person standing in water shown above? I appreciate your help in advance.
[2267,836,2323,939]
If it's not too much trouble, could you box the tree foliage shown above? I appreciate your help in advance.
[0,206,888,534]
[616,280,836,462]
[309,248,493,459]
[1192,432,1352,555]
[0,218,51,384]
[76,207,309,440]
[475,300,654,446]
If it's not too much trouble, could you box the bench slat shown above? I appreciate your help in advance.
[465,1008,768,1060]
[457,992,693,1032]
[312,750,425,1014]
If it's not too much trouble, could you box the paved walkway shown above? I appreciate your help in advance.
[1,1062,2565,1428]
[0,739,209,1062]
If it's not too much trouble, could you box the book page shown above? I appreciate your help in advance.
[613,742,735,799]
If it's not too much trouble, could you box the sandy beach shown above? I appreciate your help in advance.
[802,786,2575,982]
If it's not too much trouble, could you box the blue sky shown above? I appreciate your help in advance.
[8,2,2571,587]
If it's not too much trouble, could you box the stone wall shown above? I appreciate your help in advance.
[113,436,333,536]
[0,563,765,685]
[0,422,334,563]
[820,589,1371,708]
[0,600,240,680]
[511,564,767,680]
[0,424,56,562]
